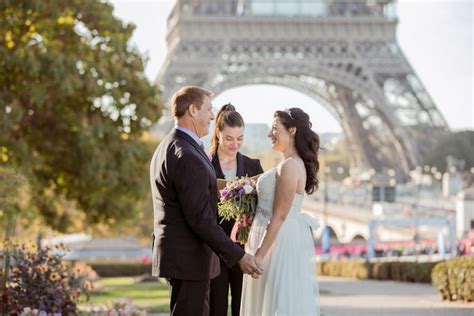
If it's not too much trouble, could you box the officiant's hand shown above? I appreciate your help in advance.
[238,253,264,277]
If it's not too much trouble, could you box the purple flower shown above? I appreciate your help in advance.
[220,188,230,200]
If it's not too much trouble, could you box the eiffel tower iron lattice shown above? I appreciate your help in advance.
[154,0,450,180]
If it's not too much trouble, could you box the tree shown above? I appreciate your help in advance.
[0,0,162,231]
[424,130,474,174]
[0,166,30,291]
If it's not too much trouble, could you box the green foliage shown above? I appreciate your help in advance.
[424,130,474,173]
[317,260,438,283]
[370,262,390,280]
[0,166,31,292]
[390,261,402,281]
[88,262,151,277]
[0,166,30,240]
[218,176,258,243]
[0,0,162,231]
[432,257,474,302]
[2,243,95,314]
[319,260,368,279]
[85,277,170,314]
[79,297,147,315]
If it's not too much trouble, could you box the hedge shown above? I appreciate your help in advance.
[431,256,473,302]
[316,260,439,283]
[87,262,151,277]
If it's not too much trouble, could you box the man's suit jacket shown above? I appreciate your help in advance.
[211,152,264,237]
[150,129,245,281]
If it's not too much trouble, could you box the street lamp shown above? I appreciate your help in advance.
[323,166,331,227]
[322,167,331,253]
[412,165,428,262]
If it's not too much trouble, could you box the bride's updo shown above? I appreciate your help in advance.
[274,108,320,194]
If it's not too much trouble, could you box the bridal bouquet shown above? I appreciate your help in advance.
[218,176,258,244]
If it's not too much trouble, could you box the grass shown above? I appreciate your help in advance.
[84,277,170,313]
[84,277,331,314]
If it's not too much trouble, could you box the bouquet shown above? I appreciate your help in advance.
[218,176,258,244]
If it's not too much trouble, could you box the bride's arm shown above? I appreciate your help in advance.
[254,160,300,264]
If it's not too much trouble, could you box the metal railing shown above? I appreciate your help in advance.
[167,0,397,28]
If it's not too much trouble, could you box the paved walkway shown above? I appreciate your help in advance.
[319,276,473,315]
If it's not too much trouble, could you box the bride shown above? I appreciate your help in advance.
[240,108,320,315]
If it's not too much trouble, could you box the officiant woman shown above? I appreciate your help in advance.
[209,103,264,316]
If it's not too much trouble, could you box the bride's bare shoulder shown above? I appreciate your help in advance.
[277,158,301,176]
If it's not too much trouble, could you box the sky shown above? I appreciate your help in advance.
[110,0,473,133]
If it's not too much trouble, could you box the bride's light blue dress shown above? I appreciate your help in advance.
[240,167,320,315]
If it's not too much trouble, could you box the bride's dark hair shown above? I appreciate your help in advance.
[274,108,320,194]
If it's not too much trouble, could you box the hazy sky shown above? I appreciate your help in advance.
[110,0,473,132]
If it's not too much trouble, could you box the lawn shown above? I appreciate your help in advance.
[84,277,170,313]
[84,277,330,314]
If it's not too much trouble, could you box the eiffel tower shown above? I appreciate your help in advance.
[154,0,450,179]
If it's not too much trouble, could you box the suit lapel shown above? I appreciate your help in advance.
[175,129,214,170]
[236,152,245,177]
[212,151,246,178]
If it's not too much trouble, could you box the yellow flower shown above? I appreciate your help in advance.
[74,266,82,275]
[37,265,48,273]
[4,31,15,49]
[83,280,93,291]
[50,272,60,281]
[57,16,74,25]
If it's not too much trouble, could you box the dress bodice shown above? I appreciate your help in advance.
[256,168,304,220]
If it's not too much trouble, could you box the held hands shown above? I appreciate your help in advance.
[254,253,264,271]
[238,253,264,279]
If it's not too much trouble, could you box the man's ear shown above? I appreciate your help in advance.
[187,104,197,117]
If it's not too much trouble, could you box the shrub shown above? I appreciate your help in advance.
[370,262,390,280]
[432,257,473,302]
[79,297,147,315]
[1,243,94,314]
[318,260,370,279]
[317,260,439,284]
[414,261,437,283]
[87,262,150,277]
[390,262,402,281]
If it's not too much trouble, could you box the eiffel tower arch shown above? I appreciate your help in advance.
[155,0,450,179]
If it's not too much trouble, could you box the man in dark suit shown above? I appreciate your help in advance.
[150,86,263,315]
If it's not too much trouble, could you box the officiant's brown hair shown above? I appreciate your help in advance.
[211,103,245,154]
[171,86,213,118]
